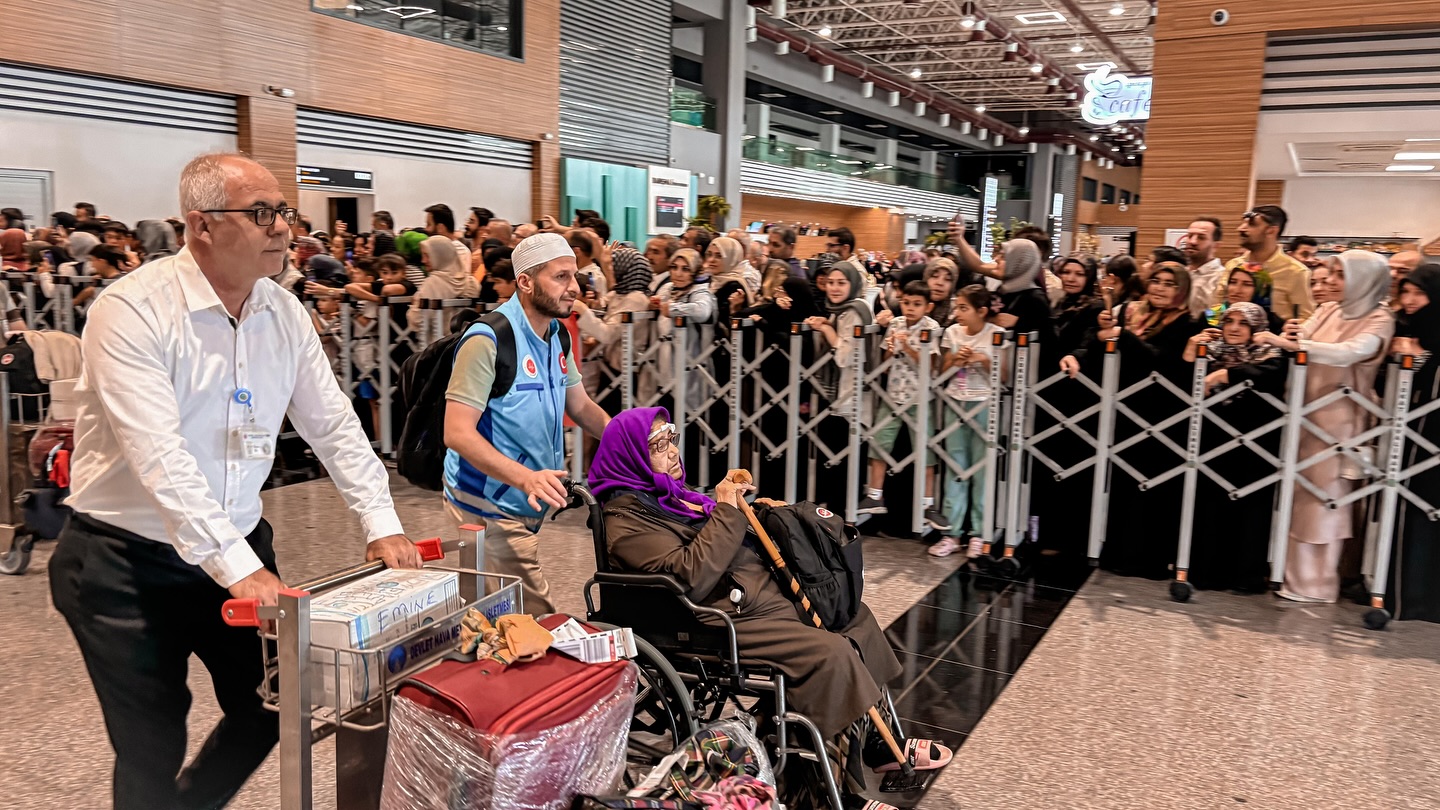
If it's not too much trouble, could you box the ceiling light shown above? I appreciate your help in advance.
[1015,11,1065,24]
[759,92,787,98]
[495,25,508,30]
[1018,126,1030,136]
[821,64,835,82]
[1404,138,1440,142]
[838,159,864,164]
[345,3,364,9]
[1029,63,1045,74]
[1111,146,1120,152]
[969,20,988,41]
[817,25,832,37]
[1394,152,1440,160]
[899,133,918,138]
[1090,135,1099,141]
[1126,154,1135,160]
[861,81,874,98]
[938,112,951,127]
[1387,164,1435,172]
[1002,42,1020,62]
[960,15,976,29]
[865,123,888,129]
[819,110,844,115]
[1138,144,1147,150]
[914,101,927,116]
[795,146,815,151]
[874,164,891,169]
[775,41,790,55]
[977,128,988,140]
[1070,42,1084,53]
[1109,3,1125,15]
[382,5,436,18]
[975,104,987,113]
[909,67,923,79]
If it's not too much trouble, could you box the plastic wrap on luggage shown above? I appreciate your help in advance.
[379,661,637,810]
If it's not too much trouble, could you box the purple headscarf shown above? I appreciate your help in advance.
[588,407,715,520]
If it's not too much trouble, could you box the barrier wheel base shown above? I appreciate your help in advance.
[1168,580,1193,603]
[1362,608,1391,631]
[0,535,33,576]
[992,556,1022,579]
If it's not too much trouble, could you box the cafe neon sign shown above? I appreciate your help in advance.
[1081,65,1152,126]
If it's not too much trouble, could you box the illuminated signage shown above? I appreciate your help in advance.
[1051,192,1064,257]
[1081,66,1152,126]
[979,176,999,263]
[297,166,373,192]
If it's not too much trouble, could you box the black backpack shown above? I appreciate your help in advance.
[751,501,864,631]
[396,311,571,491]
[0,334,47,422]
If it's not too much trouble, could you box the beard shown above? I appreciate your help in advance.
[529,283,574,318]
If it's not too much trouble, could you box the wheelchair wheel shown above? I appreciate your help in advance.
[590,623,698,784]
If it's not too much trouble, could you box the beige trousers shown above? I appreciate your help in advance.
[445,501,555,615]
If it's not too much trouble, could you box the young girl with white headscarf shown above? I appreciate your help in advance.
[1256,250,1395,603]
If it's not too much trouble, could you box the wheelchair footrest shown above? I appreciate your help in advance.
[879,768,936,793]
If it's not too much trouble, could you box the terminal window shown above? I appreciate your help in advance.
[312,0,523,60]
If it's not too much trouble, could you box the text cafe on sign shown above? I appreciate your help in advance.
[1081,66,1152,127]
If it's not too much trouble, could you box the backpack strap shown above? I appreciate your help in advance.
[477,311,516,404]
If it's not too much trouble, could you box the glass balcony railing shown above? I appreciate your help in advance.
[742,137,979,198]
[670,86,717,131]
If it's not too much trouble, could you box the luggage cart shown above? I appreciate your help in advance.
[221,529,523,810]
[0,371,55,575]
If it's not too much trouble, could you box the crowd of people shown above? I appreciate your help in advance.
[8,153,1440,810]
[3,192,1437,625]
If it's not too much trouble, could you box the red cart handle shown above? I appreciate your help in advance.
[415,537,445,562]
[222,598,261,627]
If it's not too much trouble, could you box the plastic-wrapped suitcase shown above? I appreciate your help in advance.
[380,614,637,810]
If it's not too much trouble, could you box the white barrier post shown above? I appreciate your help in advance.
[910,329,934,536]
[1087,339,1120,561]
[1269,354,1309,585]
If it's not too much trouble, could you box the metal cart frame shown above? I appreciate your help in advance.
[0,370,58,575]
[222,527,523,810]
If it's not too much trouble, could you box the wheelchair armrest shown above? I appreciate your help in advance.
[592,571,690,595]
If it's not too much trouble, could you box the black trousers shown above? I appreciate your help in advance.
[49,513,280,810]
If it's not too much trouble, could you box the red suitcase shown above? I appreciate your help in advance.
[381,614,637,810]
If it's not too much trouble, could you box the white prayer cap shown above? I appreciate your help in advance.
[512,232,573,276]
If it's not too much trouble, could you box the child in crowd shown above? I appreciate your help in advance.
[859,281,943,528]
[930,285,1004,558]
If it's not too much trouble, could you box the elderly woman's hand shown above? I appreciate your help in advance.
[714,470,755,508]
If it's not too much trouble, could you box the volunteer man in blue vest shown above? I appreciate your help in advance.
[443,232,610,612]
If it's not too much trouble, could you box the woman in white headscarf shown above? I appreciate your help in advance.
[412,235,480,341]
[994,239,1054,340]
[1256,250,1394,602]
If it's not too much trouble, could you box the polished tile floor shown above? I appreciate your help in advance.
[3,471,1438,809]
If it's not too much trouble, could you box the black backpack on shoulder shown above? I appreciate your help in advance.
[751,501,864,631]
[395,311,571,491]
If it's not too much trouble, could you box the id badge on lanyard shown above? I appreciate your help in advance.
[233,387,274,461]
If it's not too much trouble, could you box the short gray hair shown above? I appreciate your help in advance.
[179,152,247,219]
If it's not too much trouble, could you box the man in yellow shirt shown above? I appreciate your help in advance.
[1212,205,1314,319]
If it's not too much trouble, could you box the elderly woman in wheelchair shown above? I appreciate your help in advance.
[585,407,952,804]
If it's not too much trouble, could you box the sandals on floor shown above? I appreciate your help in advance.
[871,737,954,773]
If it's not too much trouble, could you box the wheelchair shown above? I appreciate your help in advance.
[562,480,914,809]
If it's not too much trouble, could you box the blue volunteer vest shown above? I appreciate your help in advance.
[443,297,569,527]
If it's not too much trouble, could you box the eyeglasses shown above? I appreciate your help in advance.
[647,422,679,454]
[1240,211,1273,226]
[200,205,300,227]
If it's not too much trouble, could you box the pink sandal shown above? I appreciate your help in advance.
[872,738,954,773]
[928,537,961,557]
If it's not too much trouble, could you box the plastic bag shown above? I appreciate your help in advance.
[627,715,775,801]
[379,662,637,810]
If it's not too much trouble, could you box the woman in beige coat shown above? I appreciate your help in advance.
[1256,250,1394,602]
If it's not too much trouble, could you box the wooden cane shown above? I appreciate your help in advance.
[730,484,914,776]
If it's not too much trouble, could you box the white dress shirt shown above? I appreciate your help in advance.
[66,247,404,588]
[1189,257,1225,318]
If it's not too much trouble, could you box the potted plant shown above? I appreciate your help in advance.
[688,195,732,231]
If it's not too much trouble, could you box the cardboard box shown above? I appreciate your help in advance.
[308,569,463,712]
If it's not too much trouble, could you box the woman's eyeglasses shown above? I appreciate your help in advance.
[200,205,300,227]
[647,422,679,454]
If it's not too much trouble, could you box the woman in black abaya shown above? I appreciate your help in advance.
[1387,263,1440,622]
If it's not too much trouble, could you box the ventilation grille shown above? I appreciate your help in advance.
[297,108,532,170]
[559,0,672,166]
[0,62,235,134]
[1263,29,1440,111]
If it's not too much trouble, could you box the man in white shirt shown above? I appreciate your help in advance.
[49,153,421,810]
[1182,216,1226,318]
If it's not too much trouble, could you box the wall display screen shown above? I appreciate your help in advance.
[297,165,374,192]
[979,176,999,263]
